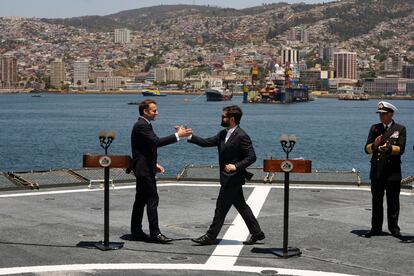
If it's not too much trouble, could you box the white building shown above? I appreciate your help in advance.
[155,67,187,83]
[114,28,131,44]
[96,77,125,90]
[73,59,89,87]
[281,47,298,66]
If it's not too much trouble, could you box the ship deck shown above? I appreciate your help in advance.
[0,169,413,276]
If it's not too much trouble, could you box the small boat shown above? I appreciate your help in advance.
[142,88,167,97]
[205,80,233,101]
[338,92,369,100]
[337,86,368,100]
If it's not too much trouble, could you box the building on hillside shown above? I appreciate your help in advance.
[50,58,65,88]
[333,51,357,80]
[73,59,89,87]
[114,28,131,44]
[299,68,322,91]
[402,64,414,79]
[281,47,298,66]
[90,68,113,81]
[287,27,308,43]
[0,54,17,88]
[320,47,336,61]
[384,56,403,72]
[96,77,125,90]
[155,67,187,83]
[364,77,412,95]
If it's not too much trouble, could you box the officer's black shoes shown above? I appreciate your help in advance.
[151,233,173,243]
[192,234,215,245]
[243,231,265,245]
[364,230,382,238]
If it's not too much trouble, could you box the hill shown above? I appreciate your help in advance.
[41,1,414,42]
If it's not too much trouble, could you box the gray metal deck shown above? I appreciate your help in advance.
[0,180,413,276]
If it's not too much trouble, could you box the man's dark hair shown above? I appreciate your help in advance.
[223,105,243,124]
[139,99,157,116]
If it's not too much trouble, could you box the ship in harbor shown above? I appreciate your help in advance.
[244,64,310,104]
[337,86,369,100]
[142,87,167,97]
[205,80,233,101]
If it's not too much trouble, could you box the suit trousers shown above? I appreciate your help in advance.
[131,174,160,236]
[207,183,261,239]
[370,179,401,233]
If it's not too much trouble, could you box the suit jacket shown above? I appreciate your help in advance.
[365,120,406,181]
[131,117,177,176]
[188,126,256,186]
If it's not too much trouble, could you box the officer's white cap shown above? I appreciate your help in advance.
[376,101,397,113]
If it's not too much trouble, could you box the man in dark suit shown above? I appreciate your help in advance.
[131,99,192,243]
[188,105,265,245]
[364,101,406,238]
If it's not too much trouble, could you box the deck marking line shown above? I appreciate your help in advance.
[0,183,412,198]
[0,263,357,276]
[206,186,271,267]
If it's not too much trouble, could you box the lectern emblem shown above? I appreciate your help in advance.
[280,160,294,172]
[99,156,112,167]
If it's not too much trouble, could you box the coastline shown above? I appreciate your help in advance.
[1,89,414,100]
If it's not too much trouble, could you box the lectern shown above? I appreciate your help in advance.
[255,134,311,258]
[82,130,132,251]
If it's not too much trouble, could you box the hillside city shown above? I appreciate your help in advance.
[0,0,414,96]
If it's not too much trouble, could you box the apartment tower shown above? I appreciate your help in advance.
[333,51,357,80]
[50,58,65,88]
[73,59,89,87]
[0,54,17,88]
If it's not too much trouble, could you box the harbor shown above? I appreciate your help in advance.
[1,92,414,275]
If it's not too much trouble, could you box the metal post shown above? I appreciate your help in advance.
[282,171,289,255]
[103,166,110,247]
[92,130,123,251]
[271,134,301,258]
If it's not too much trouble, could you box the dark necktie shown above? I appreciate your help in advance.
[383,126,388,133]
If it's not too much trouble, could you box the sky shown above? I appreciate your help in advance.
[0,0,327,18]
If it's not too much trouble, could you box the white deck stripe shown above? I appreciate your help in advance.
[0,263,357,275]
[206,186,271,266]
[0,183,411,198]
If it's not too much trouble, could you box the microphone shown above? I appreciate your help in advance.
[107,130,116,142]
[98,129,106,143]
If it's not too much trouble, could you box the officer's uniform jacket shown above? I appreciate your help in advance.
[365,120,406,181]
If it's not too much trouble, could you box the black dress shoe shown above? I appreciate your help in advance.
[131,231,150,241]
[151,233,173,243]
[243,231,265,245]
[391,230,402,238]
[364,230,382,238]
[192,234,214,245]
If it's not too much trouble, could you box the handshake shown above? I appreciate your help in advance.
[175,125,193,138]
